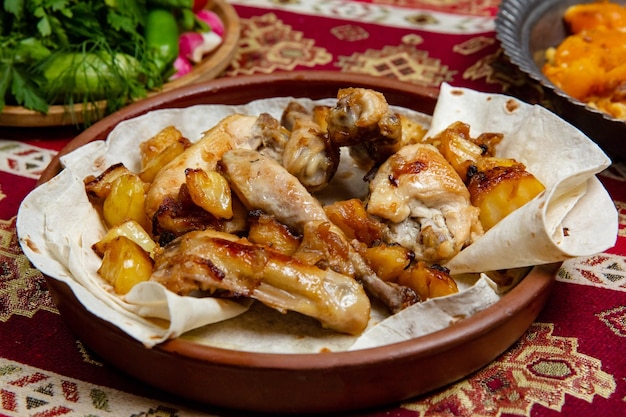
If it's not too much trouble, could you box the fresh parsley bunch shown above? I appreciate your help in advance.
[0,0,189,122]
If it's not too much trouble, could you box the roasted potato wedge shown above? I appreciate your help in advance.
[398,113,428,146]
[98,235,153,295]
[102,173,150,230]
[185,168,233,219]
[140,140,188,183]
[324,198,386,246]
[436,121,484,181]
[84,163,135,201]
[139,125,189,167]
[364,243,413,282]
[92,220,157,259]
[397,261,458,300]
[248,211,302,255]
[467,158,545,231]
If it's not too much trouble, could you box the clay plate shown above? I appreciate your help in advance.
[0,0,240,128]
[38,72,556,414]
[495,0,626,161]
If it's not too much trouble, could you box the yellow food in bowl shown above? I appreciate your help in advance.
[542,1,626,119]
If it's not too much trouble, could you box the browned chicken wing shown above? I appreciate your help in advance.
[151,230,371,335]
[326,88,403,168]
[280,102,340,192]
[367,143,483,262]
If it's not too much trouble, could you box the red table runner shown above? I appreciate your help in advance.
[1,1,625,416]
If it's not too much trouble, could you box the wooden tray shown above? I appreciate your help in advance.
[0,0,240,127]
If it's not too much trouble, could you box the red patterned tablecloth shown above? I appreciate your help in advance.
[1,1,625,416]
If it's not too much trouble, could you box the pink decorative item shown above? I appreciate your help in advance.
[196,9,225,36]
[170,55,193,80]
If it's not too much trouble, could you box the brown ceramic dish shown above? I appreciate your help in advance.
[495,0,626,161]
[0,0,240,128]
[38,72,557,414]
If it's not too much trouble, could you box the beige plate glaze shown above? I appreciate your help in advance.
[38,72,556,415]
[0,0,240,127]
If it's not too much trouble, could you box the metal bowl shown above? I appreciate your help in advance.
[495,0,626,161]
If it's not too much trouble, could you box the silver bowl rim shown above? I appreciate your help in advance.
[494,0,626,127]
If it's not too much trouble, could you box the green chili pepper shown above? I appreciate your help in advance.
[40,51,139,100]
[145,8,180,77]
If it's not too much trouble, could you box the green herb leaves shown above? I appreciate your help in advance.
[0,0,195,123]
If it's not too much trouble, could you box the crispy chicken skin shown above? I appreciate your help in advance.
[219,148,418,313]
[151,230,370,335]
[367,143,483,262]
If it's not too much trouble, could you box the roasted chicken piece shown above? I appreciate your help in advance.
[280,102,340,192]
[248,112,291,163]
[144,113,289,239]
[367,143,483,263]
[218,148,418,313]
[150,229,370,335]
[321,189,457,299]
[326,88,403,168]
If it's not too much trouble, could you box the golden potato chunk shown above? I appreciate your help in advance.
[84,163,135,200]
[102,173,150,230]
[436,121,484,181]
[185,168,233,219]
[248,211,301,255]
[139,140,187,183]
[398,113,428,146]
[397,261,458,301]
[364,243,413,282]
[92,220,157,259]
[467,158,545,231]
[324,198,386,246]
[139,125,188,167]
[97,236,153,295]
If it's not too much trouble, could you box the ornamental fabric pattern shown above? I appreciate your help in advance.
[1,1,625,417]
